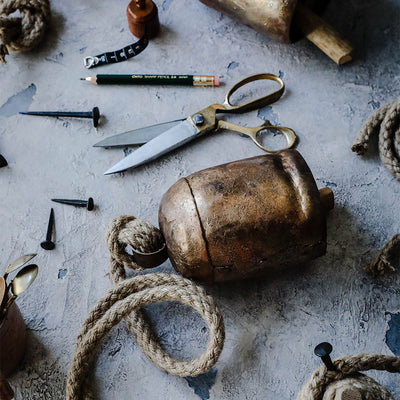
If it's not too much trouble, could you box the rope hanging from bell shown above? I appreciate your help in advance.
[66,216,225,400]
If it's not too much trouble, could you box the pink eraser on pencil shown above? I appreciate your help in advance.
[214,76,220,86]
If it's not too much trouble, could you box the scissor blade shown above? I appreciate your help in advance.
[93,119,184,147]
[104,120,198,175]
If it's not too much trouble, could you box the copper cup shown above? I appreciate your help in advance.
[0,301,26,377]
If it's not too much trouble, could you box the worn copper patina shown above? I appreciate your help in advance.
[198,0,326,43]
[159,150,333,284]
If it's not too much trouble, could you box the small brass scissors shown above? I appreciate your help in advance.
[94,73,297,174]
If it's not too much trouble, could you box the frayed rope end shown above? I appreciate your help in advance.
[365,255,396,277]
[351,142,368,156]
[364,234,400,277]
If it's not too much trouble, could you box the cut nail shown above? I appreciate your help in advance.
[51,197,94,211]
[40,208,55,250]
[20,107,100,127]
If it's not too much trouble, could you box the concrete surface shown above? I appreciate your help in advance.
[0,0,400,398]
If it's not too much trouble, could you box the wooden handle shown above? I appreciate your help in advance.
[135,0,146,8]
[127,0,160,39]
[319,187,334,213]
[294,3,354,65]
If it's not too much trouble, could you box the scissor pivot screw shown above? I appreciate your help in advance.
[192,113,205,126]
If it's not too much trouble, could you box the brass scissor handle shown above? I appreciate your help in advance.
[218,120,296,153]
[188,73,295,154]
[220,73,285,113]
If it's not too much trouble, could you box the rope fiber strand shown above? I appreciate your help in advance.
[365,233,400,277]
[297,354,400,400]
[352,98,400,180]
[0,0,51,63]
[66,216,225,400]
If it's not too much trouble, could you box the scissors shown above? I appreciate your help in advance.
[94,73,297,175]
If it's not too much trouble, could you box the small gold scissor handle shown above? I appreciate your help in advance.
[218,120,296,153]
[221,73,285,113]
[189,73,296,153]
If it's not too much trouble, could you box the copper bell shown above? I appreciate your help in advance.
[198,0,353,65]
[127,0,160,39]
[159,150,334,284]
[199,0,303,44]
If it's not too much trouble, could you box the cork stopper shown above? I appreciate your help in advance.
[127,0,160,39]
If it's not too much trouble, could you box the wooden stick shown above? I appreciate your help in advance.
[319,187,334,213]
[294,3,354,65]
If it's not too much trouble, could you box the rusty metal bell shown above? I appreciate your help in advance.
[198,0,353,65]
[159,150,333,284]
[199,0,302,44]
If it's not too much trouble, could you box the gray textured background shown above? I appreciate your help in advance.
[1,0,400,398]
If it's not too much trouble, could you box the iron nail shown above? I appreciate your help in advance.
[314,342,335,371]
[51,197,94,211]
[41,208,55,250]
[19,107,100,127]
[0,154,7,168]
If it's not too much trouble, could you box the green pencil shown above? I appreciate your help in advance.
[80,74,220,86]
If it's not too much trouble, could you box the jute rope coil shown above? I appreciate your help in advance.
[297,354,400,400]
[352,98,400,180]
[0,0,51,63]
[353,101,400,278]
[66,215,225,400]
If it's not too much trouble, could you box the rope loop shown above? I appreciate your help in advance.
[297,354,400,400]
[106,215,165,279]
[66,216,225,400]
[0,0,51,63]
[352,98,400,180]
